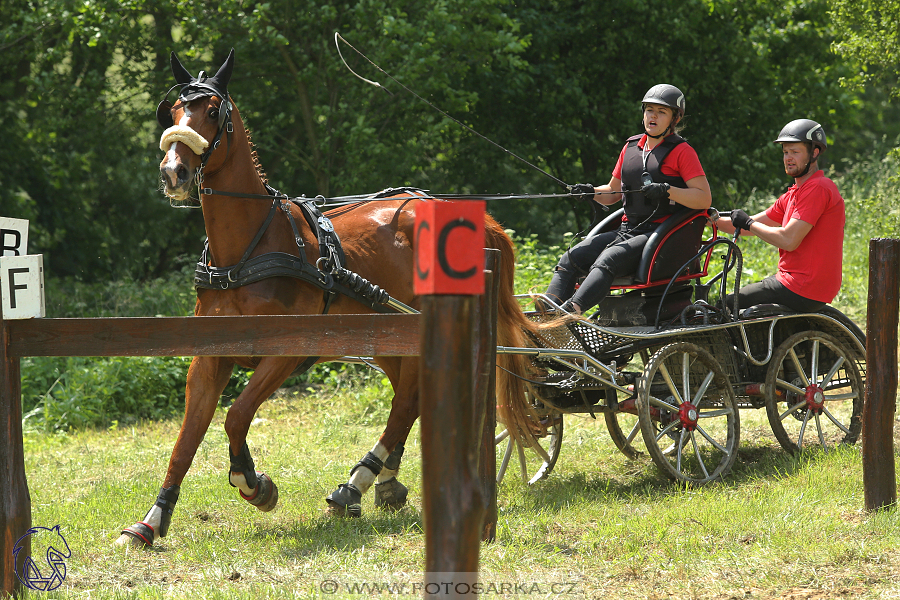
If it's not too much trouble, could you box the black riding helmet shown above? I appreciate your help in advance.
[774,119,827,177]
[641,84,685,138]
[774,118,827,153]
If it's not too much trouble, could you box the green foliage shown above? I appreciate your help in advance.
[453,0,900,240]
[22,355,191,432]
[831,0,900,96]
[21,267,393,430]
[43,264,198,318]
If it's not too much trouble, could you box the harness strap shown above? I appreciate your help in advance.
[194,190,406,314]
[227,198,282,283]
[201,188,286,200]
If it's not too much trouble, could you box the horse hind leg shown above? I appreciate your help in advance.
[326,441,408,516]
[327,357,418,516]
[374,441,408,511]
[325,443,389,517]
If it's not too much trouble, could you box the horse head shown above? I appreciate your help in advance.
[158,49,235,202]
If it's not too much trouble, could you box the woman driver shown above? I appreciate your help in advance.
[544,84,712,314]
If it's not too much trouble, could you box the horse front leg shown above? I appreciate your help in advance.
[327,357,419,517]
[115,356,233,548]
[224,356,302,513]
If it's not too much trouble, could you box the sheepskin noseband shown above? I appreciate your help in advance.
[159,125,209,156]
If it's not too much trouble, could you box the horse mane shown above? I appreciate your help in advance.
[245,128,268,185]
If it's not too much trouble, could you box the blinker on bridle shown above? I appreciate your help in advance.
[156,78,233,133]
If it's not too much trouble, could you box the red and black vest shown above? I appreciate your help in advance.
[621,134,687,224]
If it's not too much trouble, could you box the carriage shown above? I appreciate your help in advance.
[495,205,866,486]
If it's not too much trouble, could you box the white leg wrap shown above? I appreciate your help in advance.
[229,471,256,496]
[142,505,164,541]
[348,442,389,495]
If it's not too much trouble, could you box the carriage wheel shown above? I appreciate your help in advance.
[495,405,563,485]
[764,331,863,453]
[636,342,740,484]
[605,406,644,460]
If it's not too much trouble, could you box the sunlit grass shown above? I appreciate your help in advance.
[21,385,900,599]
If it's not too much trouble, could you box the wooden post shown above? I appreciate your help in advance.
[863,238,900,511]
[0,316,31,596]
[416,201,486,596]
[476,250,499,542]
[420,295,484,585]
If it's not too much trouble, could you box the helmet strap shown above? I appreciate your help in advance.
[797,144,819,178]
[644,114,680,139]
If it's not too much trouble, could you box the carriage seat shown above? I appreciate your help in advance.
[583,206,712,289]
[738,303,866,349]
[739,303,795,320]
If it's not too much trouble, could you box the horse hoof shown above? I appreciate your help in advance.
[374,477,408,511]
[116,523,154,548]
[325,483,363,518]
[325,502,362,518]
[240,473,279,512]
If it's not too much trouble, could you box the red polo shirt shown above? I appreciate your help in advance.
[766,170,845,303]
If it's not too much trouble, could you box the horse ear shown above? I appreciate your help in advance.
[209,48,235,96]
[156,99,174,129]
[170,51,193,85]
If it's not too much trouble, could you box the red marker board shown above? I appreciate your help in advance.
[414,201,485,295]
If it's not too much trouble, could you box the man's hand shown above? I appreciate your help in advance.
[730,209,755,231]
[569,183,595,201]
[641,182,670,202]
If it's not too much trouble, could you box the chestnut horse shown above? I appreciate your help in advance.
[115,50,542,548]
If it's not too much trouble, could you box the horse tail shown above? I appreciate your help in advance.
[484,216,548,448]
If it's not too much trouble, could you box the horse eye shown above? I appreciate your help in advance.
[208,108,219,120]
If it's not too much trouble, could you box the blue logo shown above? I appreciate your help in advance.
[13,525,70,591]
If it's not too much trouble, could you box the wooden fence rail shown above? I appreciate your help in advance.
[1,259,500,596]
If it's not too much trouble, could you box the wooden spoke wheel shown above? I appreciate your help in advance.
[636,342,740,484]
[765,331,863,453]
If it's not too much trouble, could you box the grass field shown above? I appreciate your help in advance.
[21,380,900,599]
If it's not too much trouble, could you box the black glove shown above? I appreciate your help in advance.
[569,183,595,200]
[730,209,755,231]
[640,182,670,202]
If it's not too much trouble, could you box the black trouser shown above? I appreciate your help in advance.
[545,224,653,311]
[725,274,827,313]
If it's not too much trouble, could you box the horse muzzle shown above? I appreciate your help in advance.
[160,163,193,200]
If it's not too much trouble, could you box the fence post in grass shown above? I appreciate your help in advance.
[863,238,900,511]
[477,249,500,543]
[0,315,31,596]
[416,201,488,593]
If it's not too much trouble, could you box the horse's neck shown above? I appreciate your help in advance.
[200,122,299,268]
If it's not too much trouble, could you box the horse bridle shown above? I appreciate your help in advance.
[158,82,235,195]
